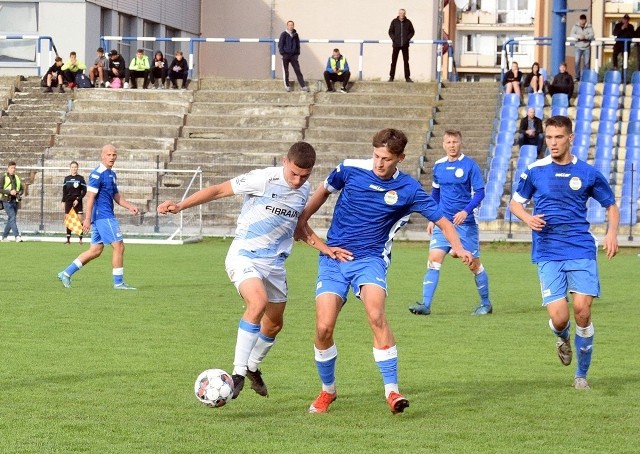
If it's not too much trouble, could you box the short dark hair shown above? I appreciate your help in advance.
[545,115,573,134]
[579,14,587,20]
[443,129,462,140]
[70,51,76,57]
[54,56,63,62]
[136,48,144,53]
[333,48,340,53]
[372,128,408,156]
[70,161,79,166]
[287,142,316,169]
[8,161,16,167]
[97,47,104,53]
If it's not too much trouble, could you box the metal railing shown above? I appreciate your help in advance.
[0,35,59,76]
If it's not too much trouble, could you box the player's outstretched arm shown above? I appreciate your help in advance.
[158,181,234,214]
[296,221,353,262]
[434,216,473,266]
[294,184,331,240]
[603,204,620,260]
[509,199,545,231]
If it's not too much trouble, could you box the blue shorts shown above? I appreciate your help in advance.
[91,218,124,245]
[537,259,600,305]
[316,255,387,303]
[429,224,480,257]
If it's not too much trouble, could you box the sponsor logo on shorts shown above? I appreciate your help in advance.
[542,288,551,297]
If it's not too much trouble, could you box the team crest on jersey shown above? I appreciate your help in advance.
[384,190,398,205]
[455,168,464,178]
[73,181,80,188]
[569,177,582,190]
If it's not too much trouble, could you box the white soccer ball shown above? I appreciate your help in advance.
[194,368,235,408]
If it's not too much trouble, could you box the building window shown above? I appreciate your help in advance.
[0,2,37,63]
[143,21,159,55]
[465,34,476,52]
[118,13,134,62]
[165,27,179,57]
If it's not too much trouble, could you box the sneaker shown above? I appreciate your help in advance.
[556,337,572,365]
[574,377,590,390]
[405,78,414,83]
[285,85,291,92]
[105,81,111,88]
[301,86,309,92]
[113,283,137,290]
[387,391,409,415]
[231,374,245,399]
[57,272,71,288]
[123,82,130,89]
[58,85,65,93]
[44,86,53,93]
[408,303,431,315]
[246,368,269,397]
[15,236,22,242]
[471,304,493,315]
[99,81,105,87]
[1,237,8,242]
[339,87,348,93]
[308,390,337,413]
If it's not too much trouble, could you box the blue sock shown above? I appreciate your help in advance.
[549,319,571,340]
[474,266,491,306]
[575,324,594,378]
[422,264,441,308]
[314,345,337,390]
[64,258,82,277]
[113,267,124,285]
[373,346,398,385]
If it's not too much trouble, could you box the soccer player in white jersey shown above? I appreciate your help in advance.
[509,115,619,390]
[295,129,473,414]
[158,142,349,399]
[58,144,139,289]
[409,129,492,316]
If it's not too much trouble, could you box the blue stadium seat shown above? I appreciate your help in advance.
[601,95,620,109]
[623,157,640,172]
[632,84,640,97]
[628,121,640,135]
[599,107,618,122]
[604,70,622,84]
[581,69,598,84]
[632,71,640,85]
[625,147,640,161]
[587,205,606,224]
[572,145,589,161]
[519,144,538,159]
[503,93,521,106]
[540,67,548,82]
[575,107,593,122]
[500,105,519,120]
[626,134,640,148]
[490,154,510,169]
[632,97,640,109]
[496,131,515,145]
[527,93,545,108]
[595,146,612,161]
[551,106,568,117]
[534,107,543,119]
[499,118,517,133]
[598,120,616,135]
[596,134,614,148]
[576,93,594,108]
[573,133,591,148]
[574,120,592,135]
[578,83,596,96]
[478,204,498,221]
[602,83,620,97]
[493,143,512,158]
[551,93,569,107]
[619,199,638,225]
[593,158,611,176]
[629,109,640,123]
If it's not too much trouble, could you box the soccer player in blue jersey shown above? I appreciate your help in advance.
[296,128,473,414]
[158,142,349,399]
[409,129,492,316]
[58,144,139,290]
[509,116,619,390]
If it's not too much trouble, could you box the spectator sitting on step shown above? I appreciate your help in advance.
[548,62,574,98]
[524,62,544,94]
[168,51,189,89]
[89,47,109,88]
[106,49,127,88]
[150,51,168,89]
[42,57,65,93]
[61,51,87,87]
[502,61,523,98]
[127,48,150,89]
[518,107,545,159]
[323,48,351,93]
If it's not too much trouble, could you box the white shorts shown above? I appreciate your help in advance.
[225,247,288,303]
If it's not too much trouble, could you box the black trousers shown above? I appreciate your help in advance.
[282,54,305,87]
[324,70,351,89]
[390,46,410,79]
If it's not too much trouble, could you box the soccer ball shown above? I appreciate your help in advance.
[194,368,235,408]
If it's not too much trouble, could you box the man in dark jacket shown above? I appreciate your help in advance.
[518,108,545,158]
[106,49,127,87]
[388,8,415,82]
[612,14,635,70]
[548,62,574,98]
[278,20,308,92]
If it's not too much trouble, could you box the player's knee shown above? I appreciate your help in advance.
[315,322,335,342]
[427,260,442,271]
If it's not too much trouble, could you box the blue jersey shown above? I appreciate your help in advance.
[513,155,615,262]
[432,153,484,224]
[324,159,444,264]
[87,163,119,221]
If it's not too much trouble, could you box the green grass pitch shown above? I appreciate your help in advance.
[1,239,639,453]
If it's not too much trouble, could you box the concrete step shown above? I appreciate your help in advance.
[64,111,185,126]
[0,134,53,146]
[76,87,194,103]
[193,90,311,104]
[312,104,431,119]
[53,135,175,151]
[185,114,306,128]
[314,92,436,107]
[0,119,59,131]
[304,128,425,144]
[2,109,65,119]
[189,102,310,116]
[308,116,428,130]
[70,99,188,115]
[60,123,181,138]
[182,126,303,141]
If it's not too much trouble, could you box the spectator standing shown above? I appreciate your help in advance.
[548,62,574,98]
[128,48,150,89]
[1,161,23,242]
[106,49,127,88]
[88,47,109,88]
[61,161,87,245]
[503,61,523,97]
[524,62,544,94]
[571,14,594,82]
[388,8,415,82]
[408,130,492,317]
[150,51,168,89]
[278,20,309,92]
[518,107,545,158]
[57,144,139,290]
[61,51,87,87]
[612,14,635,70]
[168,51,189,89]
[42,57,65,93]
[323,48,351,93]
[509,115,619,390]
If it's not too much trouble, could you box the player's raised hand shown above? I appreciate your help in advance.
[525,213,546,231]
[157,200,180,214]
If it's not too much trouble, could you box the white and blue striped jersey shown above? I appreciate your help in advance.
[229,166,309,261]
[87,163,118,221]
[324,158,444,263]
[513,155,615,262]
[432,153,484,224]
